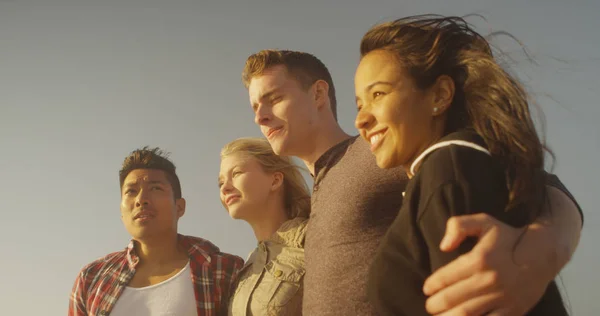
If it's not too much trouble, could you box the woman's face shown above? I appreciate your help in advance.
[219,153,277,221]
[354,49,451,171]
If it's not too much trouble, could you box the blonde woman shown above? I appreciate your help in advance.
[218,137,310,316]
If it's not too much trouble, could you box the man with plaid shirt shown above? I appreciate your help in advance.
[68,147,243,316]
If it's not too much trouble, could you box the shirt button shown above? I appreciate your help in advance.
[274,270,283,277]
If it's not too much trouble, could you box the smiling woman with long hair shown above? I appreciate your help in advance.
[354,15,568,315]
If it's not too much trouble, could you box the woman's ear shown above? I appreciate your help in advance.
[271,172,284,192]
[430,75,455,116]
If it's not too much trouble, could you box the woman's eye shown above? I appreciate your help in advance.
[373,91,384,99]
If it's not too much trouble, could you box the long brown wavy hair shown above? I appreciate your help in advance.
[360,15,549,220]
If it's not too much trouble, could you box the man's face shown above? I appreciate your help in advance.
[120,169,185,240]
[248,65,318,157]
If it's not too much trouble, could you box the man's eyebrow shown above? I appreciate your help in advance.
[254,88,281,104]
[123,181,138,188]
[147,180,166,185]
[123,180,166,187]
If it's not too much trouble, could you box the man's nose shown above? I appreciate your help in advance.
[135,190,150,207]
[254,105,271,126]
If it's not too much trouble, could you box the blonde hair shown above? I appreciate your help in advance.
[221,137,311,219]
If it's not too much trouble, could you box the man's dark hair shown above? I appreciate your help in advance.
[119,146,182,199]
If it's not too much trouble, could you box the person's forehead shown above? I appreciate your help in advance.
[356,53,405,89]
[123,169,168,184]
[358,51,397,76]
[249,66,294,97]
[220,153,252,169]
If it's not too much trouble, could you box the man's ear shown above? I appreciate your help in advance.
[176,198,186,218]
[312,79,330,111]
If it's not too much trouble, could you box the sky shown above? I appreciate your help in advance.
[0,0,598,315]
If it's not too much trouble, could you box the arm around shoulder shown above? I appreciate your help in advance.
[523,185,582,278]
[421,178,582,315]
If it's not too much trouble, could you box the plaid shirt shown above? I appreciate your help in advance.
[68,234,243,316]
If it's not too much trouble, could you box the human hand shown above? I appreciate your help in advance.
[422,213,556,316]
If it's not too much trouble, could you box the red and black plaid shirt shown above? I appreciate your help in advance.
[68,234,243,316]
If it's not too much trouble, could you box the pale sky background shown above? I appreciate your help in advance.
[0,0,598,315]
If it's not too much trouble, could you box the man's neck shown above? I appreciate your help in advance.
[134,233,187,266]
[298,123,351,175]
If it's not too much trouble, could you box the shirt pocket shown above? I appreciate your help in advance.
[253,259,305,308]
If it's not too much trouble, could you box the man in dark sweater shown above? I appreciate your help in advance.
[240,49,583,315]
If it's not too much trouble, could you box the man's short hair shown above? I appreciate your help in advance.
[118,146,182,199]
[242,50,338,120]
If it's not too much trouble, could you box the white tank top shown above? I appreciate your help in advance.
[110,261,197,316]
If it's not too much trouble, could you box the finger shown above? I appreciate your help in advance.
[423,253,474,295]
[433,292,503,316]
[425,271,499,314]
[440,214,497,252]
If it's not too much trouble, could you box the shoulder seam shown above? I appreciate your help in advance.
[411,140,490,176]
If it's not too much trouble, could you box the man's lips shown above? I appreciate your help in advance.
[133,210,155,220]
[266,127,283,139]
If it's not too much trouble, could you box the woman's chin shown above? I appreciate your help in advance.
[229,206,257,222]
[228,207,244,220]
[375,153,399,170]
